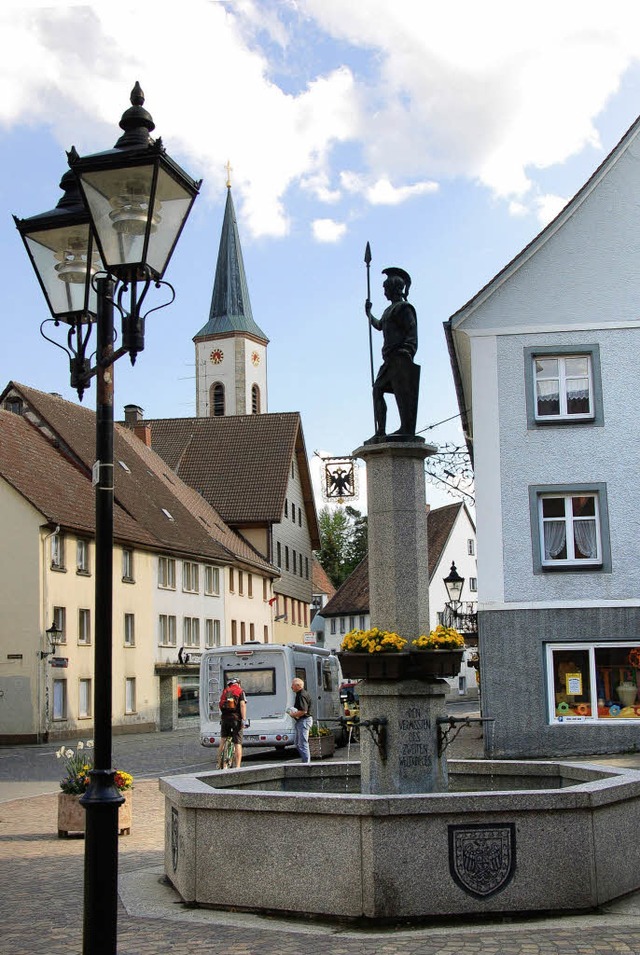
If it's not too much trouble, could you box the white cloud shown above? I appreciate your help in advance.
[3,0,640,233]
[534,193,569,226]
[312,218,347,242]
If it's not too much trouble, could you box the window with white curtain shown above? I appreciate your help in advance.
[53,679,67,720]
[539,493,600,566]
[125,678,136,714]
[533,354,593,420]
[79,679,92,718]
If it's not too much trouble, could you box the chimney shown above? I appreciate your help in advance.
[124,404,145,426]
[133,423,152,447]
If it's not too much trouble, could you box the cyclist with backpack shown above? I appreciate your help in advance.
[216,678,247,768]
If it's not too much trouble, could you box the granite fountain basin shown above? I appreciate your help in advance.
[160,758,640,921]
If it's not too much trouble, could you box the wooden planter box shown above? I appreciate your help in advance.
[57,790,132,838]
[337,650,464,681]
[309,734,335,760]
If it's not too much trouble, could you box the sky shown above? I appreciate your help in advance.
[3,0,640,512]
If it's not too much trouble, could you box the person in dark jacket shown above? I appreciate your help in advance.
[289,677,313,764]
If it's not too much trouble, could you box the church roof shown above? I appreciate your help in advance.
[194,187,268,343]
[0,382,276,575]
[141,412,320,547]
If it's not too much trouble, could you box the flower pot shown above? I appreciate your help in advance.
[309,734,335,760]
[337,651,412,680]
[616,682,637,708]
[408,649,465,679]
[57,790,132,838]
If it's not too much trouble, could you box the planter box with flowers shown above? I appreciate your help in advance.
[337,626,464,681]
[308,724,336,760]
[56,740,133,837]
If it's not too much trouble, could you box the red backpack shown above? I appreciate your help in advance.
[219,684,242,713]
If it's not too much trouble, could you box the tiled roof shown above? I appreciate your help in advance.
[194,187,268,343]
[311,556,336,598]
[1,382,276,574]
[142,413,320,546]
[320,502,466,617]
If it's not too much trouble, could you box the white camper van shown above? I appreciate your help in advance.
[200,642,344,751]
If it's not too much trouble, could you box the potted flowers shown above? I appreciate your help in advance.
[308,724,336,759]
[409,626,465,678]
[337,627,410,680]
[56,740,133,837]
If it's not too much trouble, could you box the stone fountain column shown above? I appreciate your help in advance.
[354,438,449,795]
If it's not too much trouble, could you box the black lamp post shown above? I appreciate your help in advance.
[15,83,200,955]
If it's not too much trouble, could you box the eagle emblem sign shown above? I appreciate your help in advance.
[448,823,516,898]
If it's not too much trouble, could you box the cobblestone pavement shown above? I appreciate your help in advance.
[3,714,640,954]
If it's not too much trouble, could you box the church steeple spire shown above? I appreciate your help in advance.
[194,185,268,342]
[194,178,269,418]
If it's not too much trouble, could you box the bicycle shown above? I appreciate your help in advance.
[217,735,235,770]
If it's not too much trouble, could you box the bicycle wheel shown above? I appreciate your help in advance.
[221,736,235,769]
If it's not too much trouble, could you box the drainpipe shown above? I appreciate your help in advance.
[40,525,60,743]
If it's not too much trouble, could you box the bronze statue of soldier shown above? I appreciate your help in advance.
[365,266,421,443]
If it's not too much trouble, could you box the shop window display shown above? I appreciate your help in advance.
[549,644,640,722]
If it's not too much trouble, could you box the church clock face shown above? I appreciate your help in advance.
[210,348,224,365]
[251,350,260,366]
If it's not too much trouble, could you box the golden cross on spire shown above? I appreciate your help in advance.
[225,160,232,189]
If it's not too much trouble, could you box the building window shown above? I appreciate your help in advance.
[359,615,366,629]
[124,613,135,647]
[276,542,282,569]
[125,678,136,714]
[530,486,608,570]
[548,643,640,723]
[4,396,23,414]
[52,679,67,720]
[183,561,199,593]
[211,382,225,416]
[349,616,355,630]
[284,500,288,518]
[524,345,603,428]
[122,548,134,582]
[79,679,92,719]
[305,557,309,579]
[291,601,297,626]
[205,618,221,648]
[183,617,200,647]
[158,557,176,589]
[330,619,337,635]
[240,621,246,643]
[467,539,475,556]
[204,566,220,596]
[238,571,244,595]
[299,510,302,527]
[264,625,269,643]
[299,554,303,577]
[51,533,65,570]
[78,609,91,645]
[159,614,177,647]
[250,622,255,640]
[251,384,261,414]
[303,605,308,627]
[229,567,235,592]
[231,620,237,645]
[248,574,253,598]
[469,577,478,592]
[53,606,66,644]
[285,546,289,571]
[340,617,346,634]
[292,503,296,523]
[263,578,268,601]
[76,540,90,574]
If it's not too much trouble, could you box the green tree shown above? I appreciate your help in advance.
[316,506,368,587]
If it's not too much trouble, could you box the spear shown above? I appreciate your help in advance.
[364,241,374,388]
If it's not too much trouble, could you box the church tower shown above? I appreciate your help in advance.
[194,174,268,417]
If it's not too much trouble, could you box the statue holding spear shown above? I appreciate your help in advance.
[364,245,422,443]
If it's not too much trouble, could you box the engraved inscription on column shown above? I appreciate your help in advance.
[397,705,433,770]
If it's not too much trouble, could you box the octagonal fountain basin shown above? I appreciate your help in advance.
[160,759,640,922]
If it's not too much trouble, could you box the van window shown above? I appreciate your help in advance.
[295,667,307,684]
[224,668,275,695]
[322,662,334,691]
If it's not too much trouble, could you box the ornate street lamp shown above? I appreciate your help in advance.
[15,83,200,955]
[443,561,465,609]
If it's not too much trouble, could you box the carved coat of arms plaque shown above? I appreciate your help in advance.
[448,823,516,898]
